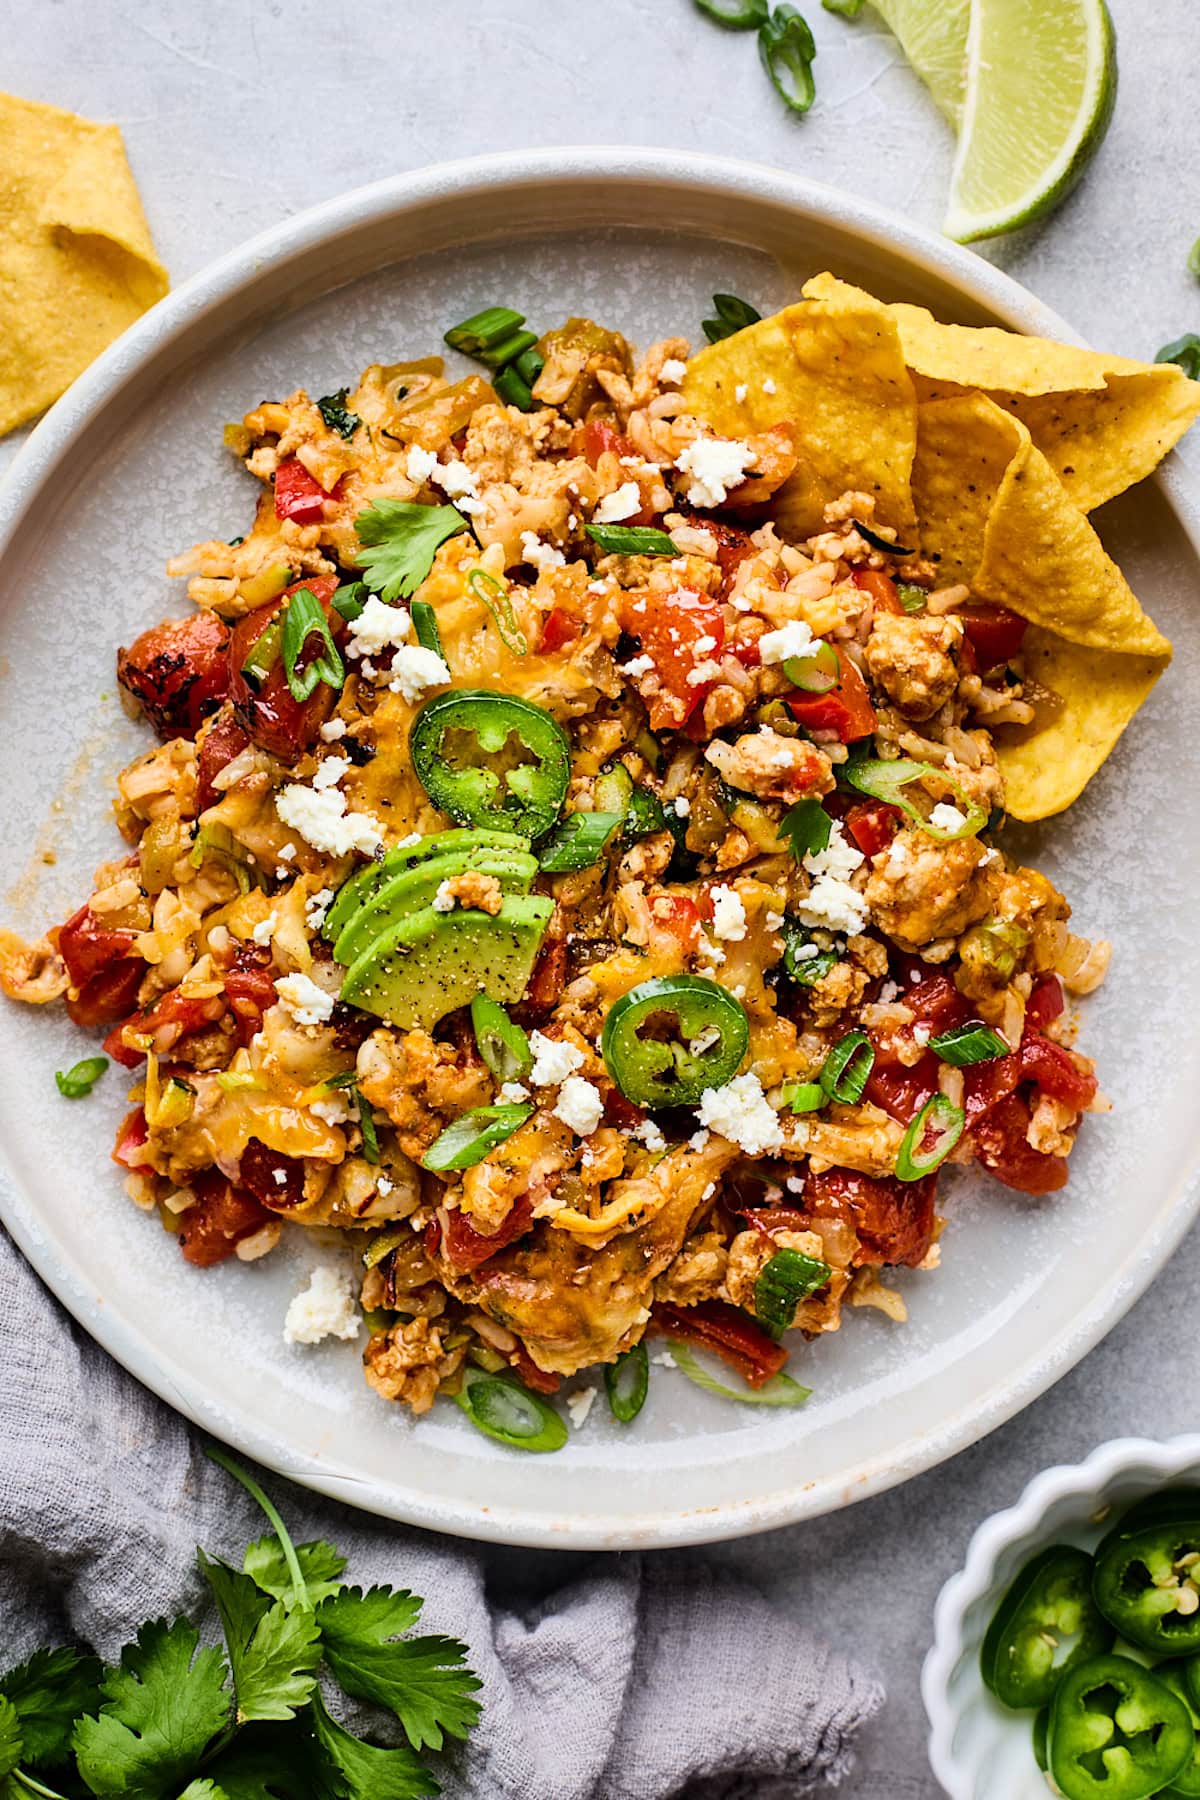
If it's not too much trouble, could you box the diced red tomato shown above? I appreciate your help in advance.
[603,1086,646,1130]
[574,419,638,467]
[653,894,702,956]
[539,606,582,653]
[903,972,972,1035]
[117,612,232,740]
[510,1343,561,1394]
[177,1169,274,1267]
[803,1166,937,1268]
[66,959,145,1029]
[223,944,278,1047]
[438,1194,535,1274]
[652,1300,788,1389]
[619,587,726,729]
[105,988,226,1068]
[112,1107,149,1169]
[57,904,140,988]
[786,653,877,743]
[844,801,903,858]
[698,516,757,598]
[238,1138,305,1210]
[971,1093,1068,1195]
[520,938,568,1020]
[962,1052,1021,1125]
[196,710,251,811]
[959,603,1028,670]
[228,574,342,761]
[1026,974,1065,1031]
[850,568,903,615]
[1018,1032,1098,1112]
[273,457,331,524]
[865,1049,941,1125]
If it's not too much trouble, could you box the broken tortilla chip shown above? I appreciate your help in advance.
[0,92,168,437]
[681,296,918,542]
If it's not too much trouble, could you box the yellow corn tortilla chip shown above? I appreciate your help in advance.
[995,630,1168,821]
[681,297,918,542]
[0,92,168,437]
[803,272,1200,514]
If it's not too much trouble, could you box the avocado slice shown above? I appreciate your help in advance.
[339,894,554,1031]
[321,826,529,946]
[332,846,538,968]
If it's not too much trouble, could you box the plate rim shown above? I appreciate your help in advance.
[3,145,1199,1550]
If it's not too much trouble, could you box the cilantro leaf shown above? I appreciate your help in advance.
[0,1695,22,1780]
[178,1784,228,1799]
[72,1618,230,1798]
[317,1587,481,1752]
[354,502,470,602]
[779,798,832,863]
[243,1536,347,1610]
[310,1693,435,1800]
[205,1724,315,1800]
[0,1646,102,1766]
[198,1554,320,1725]
[316,390,362,440]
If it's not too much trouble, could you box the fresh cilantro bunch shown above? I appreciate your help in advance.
[0,1447,480,1800]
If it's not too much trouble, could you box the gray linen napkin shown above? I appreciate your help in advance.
[0,1225,883,1798]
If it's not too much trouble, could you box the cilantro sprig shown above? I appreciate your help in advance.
[0,1446,480,1800]
[354,501,471,602]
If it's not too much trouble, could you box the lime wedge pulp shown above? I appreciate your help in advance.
[868,0,971,126]
[944,0,1118,243]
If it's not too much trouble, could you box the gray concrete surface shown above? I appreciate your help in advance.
[2,2,1198,1792]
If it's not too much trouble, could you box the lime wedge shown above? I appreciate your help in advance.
[944,0,1117,243]
[868,0,970,126]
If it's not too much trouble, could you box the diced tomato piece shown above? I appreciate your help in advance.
[57,904,140,988]
[845,801,903,858]
[223,944,278,1047]
[803,1166,937,1268]
[510,1343,562,1394]
[196,710,251,811]
[971,1093,1068,1195]
[687,514,757,598]
[1026,974,1065,1031]
[904,972,972,1035]
[652,1300,788,1388]
[439,1194,535,1274]
[959,603,1028,669]
[66,958,145,1029]
[273,457,330,523]
[239,1138,306,1210]
[105,988,227,1068]
[574,419,638,467]
[112,1107,149,1169]
[520,938,568,1020]
[177,1169,274,1267]
[1018,1032,1098,1111]
[865,1049,941,1125]
[539,606,582,653]
[603,1086,646,1130]
[962,1052,1021,1124]
[117,611,232,740]
[619,587,726,729]
[851,568,903,615]
[228,574,342,762]
[786,652,877,743]
[653,894,702,956]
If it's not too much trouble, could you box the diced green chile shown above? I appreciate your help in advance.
[454,1367,567,1453]
[537,812,623,872]
[754,1249,832,1337]
[422,1103,533,1172]
[410,689,570,841]
[604,1342,649,1423]
[468,568,527,655]
[1048,1654,1193,1800]
[844,758,987,842]
[409,598,446,660]
[601,975,749,1109]
[1093,1524,1200,1655]
[981,1546,1114,1710]
[470,995,533,1084]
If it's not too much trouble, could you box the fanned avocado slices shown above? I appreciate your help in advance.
[321,827,529,946]
[339,894,555,1031]
[332,846,538,968]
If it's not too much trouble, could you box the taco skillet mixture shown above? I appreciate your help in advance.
[3,275,1195,1440]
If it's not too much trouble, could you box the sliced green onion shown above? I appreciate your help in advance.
[476,329,539,370]
[819,1029,874,1104]
[852,519,913,556]
[332,580,368,622]
[784,1079,826,1113]
[844,758,987,842]
[422,1103,533,1172]
[240,614,284,688]
[1156,334,1200,379]
[493,364,536,411]
[281,587,345,703]
[701,293,762,344]
[409,598,445,661]
[189,824,252,892]
[779,798,832,863]
[669,1341,811,1407]
[316,388,361,440]
[758,6,817,115]
[467,568,527,655]
[215,1070,264,1093]
[515,346,545,388]
[471,995,533,1084]
[897,582,927,614]
[929,1021,1009,1067]
[781,920,837,988]
[969,918,1030,982]
[754,1248,832,1337]
[537,811,623,873]
[822,0,864,14]
[453,1367,567,1453]
[445,306,525,356]
[895,1093,965,1181]
[783,640,840,695]
[55,1056,108,1099]
[585,523,678,557]
[604,1342,649,1423]
[357,1090,379,1163]
[694,0,768,25]
[593,762,633,818]
[363,1226,407,1269]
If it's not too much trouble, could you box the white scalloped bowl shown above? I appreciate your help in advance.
[923,1436,1200,1798]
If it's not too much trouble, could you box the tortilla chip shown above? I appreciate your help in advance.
[995,631,1168,820]
[681,297,918,542]
[803,272,1200,514]
[0,92,168,437]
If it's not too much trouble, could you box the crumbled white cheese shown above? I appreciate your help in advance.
[634,1119,667,1153]
[405,445,439,484]
[795,876,869,936]
[251,913,278,946]
[762,377,777,395]
[305,887,335,930]
[553,1076,605,1137]
[765,910,784,931]
[275,971,336,1027]
[275,784,384,858]
[272,1167,289,1187]
[346,595,412,659]
[520,531,567,572]
[277,842,296,861]
[804,820,864,885]
[758,619,816,666]
[283,1266,360,1347]
[498,1082,530,1104]
[887,837,911,872]
[651,1349,677,1369]
[620,653,656,678]
[929,802,968,834]
[529,1030,586,1087]
[432,879,457,913]
[689,1128,711,1152]
[312,753,351,791]
[593,482,642,523]
[376,1173,394,1196]
[397,831,424,848]
[672,796,691,817]
[694,634,717,655]
[659,358,688,384]
[319,717,347,742]
[566,1385,598,1430]
[433,458,479,500]
[311,1093,353,1126]
[386,644,452,703]
[696,1071,784,1156]
[686,658,724,687]
[734,382,748,404]
[912,1023,932,1047]
[674,437,757,509]
[709,884,747,943]
[878,979,901,1003]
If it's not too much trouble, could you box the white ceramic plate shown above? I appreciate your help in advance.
[2,149,1199,1550]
